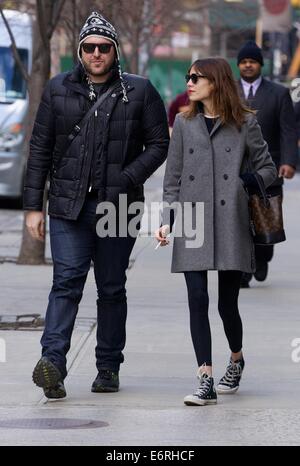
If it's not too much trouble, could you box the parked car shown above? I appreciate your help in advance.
[0,9,32,203]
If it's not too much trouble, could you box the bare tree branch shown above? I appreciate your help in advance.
[49,0,66,37]
[59,0,199,74]
[36,0,49,49]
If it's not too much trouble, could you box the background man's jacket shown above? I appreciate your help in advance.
[238,77,298,185]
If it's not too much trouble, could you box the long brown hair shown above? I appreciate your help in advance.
[184,57,252,128]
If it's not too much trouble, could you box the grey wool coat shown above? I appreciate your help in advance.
[162,112,277,273]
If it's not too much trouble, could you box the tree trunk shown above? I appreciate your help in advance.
[17,16,51,265]
[17,190,48,265]
[130,26,140,75]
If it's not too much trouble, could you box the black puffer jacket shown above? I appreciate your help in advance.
[23,65,169,220]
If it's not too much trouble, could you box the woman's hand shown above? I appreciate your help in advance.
[155,225,170,247]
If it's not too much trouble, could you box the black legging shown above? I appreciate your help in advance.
[184,270,243,366]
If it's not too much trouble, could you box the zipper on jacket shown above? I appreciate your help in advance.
[89,108,98,190]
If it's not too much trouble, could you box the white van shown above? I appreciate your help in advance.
[0,9,32,202]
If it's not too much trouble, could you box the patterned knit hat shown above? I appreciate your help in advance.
[77,11,128,102]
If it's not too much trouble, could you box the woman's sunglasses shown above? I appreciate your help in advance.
[81,43,114,54]
[185,73,208,84]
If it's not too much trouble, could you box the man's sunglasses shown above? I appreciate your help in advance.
[81,43,114,54]
[185,73,208,84]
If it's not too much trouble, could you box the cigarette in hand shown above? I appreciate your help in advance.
[155,233,170,250]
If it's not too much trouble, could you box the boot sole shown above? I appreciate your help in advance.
[33,358,62,389]
[91,385,119,393]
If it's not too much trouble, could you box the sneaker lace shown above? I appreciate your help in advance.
[221,360,242,384]
[194,373,211,397]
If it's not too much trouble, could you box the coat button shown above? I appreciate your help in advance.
[225,147,231,152]
[221,200,226,206]
[223,174,228,180]
[111,93,116,97]
[189,148,194,154]
[189,175,195,181]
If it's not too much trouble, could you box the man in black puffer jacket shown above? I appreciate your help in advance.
[25,11,169,399]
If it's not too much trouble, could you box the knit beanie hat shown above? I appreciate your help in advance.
[237,41,264,66]
[78,11,128,103]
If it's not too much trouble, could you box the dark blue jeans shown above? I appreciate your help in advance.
[41,195,137,379]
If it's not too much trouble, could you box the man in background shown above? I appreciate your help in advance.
[237,40,298,287]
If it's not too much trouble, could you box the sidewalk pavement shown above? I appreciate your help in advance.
[0,167,300,446]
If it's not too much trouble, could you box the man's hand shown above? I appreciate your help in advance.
[278,164,296,179]
[25,211,45,242]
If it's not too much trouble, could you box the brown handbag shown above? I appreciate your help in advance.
[248,173,286,245]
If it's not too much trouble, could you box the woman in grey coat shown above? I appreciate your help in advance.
[155,58,277,406]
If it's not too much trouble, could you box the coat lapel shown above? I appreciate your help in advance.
[209,118,222,138]
[197,113,222,138]
[250,78,269,108]
[197,113,213,142]
[238,77,269,110]
[238,80,246,101]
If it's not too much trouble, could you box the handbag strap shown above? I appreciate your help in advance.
[253,173,270,208]
[245,147,270,208]
[65,82,119,149]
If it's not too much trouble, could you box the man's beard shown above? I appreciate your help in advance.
[82,59,114,79]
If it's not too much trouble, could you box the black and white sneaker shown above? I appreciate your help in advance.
[184,372,217,406]
[217,357,245,394]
